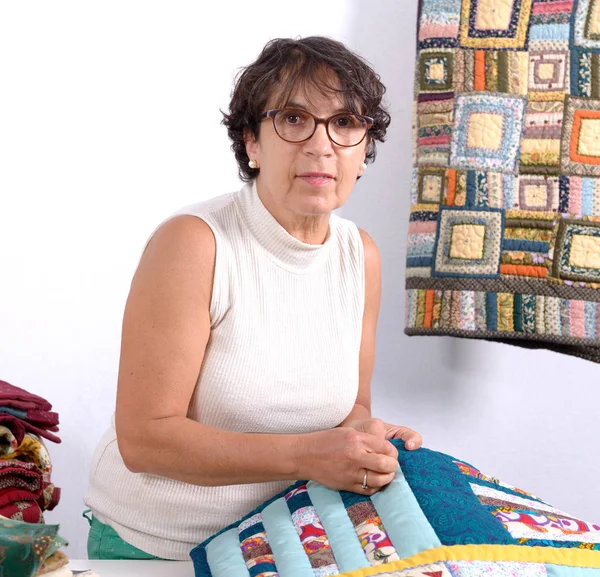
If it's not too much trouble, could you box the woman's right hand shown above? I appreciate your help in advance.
[295,426,399,495]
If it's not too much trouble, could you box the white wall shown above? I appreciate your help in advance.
[0,0,597,561]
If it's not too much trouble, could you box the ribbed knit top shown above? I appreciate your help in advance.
[84,180,365,560]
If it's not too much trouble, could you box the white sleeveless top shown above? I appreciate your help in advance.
[84,180,365,560]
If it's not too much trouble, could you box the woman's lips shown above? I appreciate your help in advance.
[297,173,334,186]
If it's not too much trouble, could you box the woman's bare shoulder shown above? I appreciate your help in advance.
[140,214,216,274]
[128,214,218,315]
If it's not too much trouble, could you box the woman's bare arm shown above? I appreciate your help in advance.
[114,215,398,489]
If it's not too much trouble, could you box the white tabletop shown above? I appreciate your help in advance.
[67,559,195,576]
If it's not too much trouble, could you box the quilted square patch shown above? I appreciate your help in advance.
[459,0,534,49]
[419,50,455,92]
[418,168,447,203]
[433,207,504,277]
[561,96,600,176]
[553,218,600,281]
[527,51,569,100]
[450,93,526,173]
[450,223,487,259]
[516,176,558,211]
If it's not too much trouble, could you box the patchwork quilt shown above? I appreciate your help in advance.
[405,0,600,362]
[190,440,600,577]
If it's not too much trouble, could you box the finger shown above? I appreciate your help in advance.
[356,470,395,494]
[390,427,423,450]
[386,440,399,460]
[359,486,383,496]
[361,433,399,458]
[359,452,399,475]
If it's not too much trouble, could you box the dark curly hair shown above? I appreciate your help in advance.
[222,36,391,182]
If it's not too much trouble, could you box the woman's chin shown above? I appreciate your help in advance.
[293,193,335,215]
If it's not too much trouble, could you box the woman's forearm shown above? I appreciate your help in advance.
[117,415,311,486]
[118,401,376,486]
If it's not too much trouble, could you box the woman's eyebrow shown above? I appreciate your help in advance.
[285,101,353,115]
[285,101,309,110]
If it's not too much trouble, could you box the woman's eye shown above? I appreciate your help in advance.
[285,113,305,124]
[336,116,356,128]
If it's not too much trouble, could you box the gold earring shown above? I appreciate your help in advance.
[248,159,259,169]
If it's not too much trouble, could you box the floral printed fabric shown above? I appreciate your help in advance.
[1,434,53,473]
[0,516,67,577]
[336,485,401,567]
[447,560,547,576]
[0,426,19,456]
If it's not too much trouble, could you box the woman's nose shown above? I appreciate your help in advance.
[303,122,334,156]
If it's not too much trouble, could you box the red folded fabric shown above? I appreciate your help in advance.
[0,399,45,411]
[0,467,60,510]
[0,381,52,411]
[0,461,60,524]
[0,460,42,494]
[0,486,40,507]
[0,415,60,444]
[17,410,59,427]
[0,499,44,523]
[0,408,60,428]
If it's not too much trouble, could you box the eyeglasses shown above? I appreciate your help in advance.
[259,108,374,147]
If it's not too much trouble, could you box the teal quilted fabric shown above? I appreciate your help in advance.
[190,440,600,576]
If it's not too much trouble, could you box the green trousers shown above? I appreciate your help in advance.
[84,510,162,560]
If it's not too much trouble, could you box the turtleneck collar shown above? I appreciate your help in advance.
[234,179,336,273]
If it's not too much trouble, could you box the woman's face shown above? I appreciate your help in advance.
[245,83,369,219]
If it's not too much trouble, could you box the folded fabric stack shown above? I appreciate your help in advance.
[0,380,61,523]
[0,514,70,576]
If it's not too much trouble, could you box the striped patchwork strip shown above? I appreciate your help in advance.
[238,513,279,577]
[405,288,600,341]
[285,484,338,576]
[343,500,400,566]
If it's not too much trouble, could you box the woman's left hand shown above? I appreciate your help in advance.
[343,418,423,450]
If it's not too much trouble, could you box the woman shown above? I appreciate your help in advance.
[84,35,423,561]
